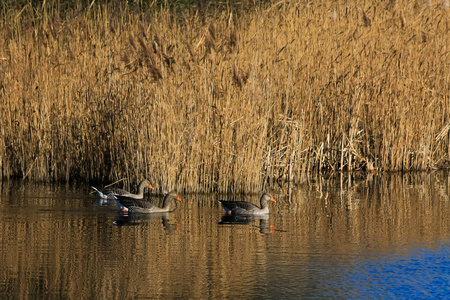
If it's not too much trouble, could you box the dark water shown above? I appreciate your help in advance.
[1,173,449,299]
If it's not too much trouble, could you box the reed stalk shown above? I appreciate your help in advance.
[0,1,449,192]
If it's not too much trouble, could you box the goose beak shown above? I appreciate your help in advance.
[270,197,276,202]
[177,196,182,201]
[149,184,154,190]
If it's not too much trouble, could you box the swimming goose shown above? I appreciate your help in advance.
[92,179,154,200]
[218,193,276,215]
[115,191,181,213]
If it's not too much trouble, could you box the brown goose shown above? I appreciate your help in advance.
[92,179,154,200]
[218,193,276,215]
[115,191,181,213]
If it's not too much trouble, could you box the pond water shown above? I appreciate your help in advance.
[0,172,449,299]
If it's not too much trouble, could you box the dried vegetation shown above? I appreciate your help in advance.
[0,1,449,192]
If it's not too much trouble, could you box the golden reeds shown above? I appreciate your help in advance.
[0,1,449,192]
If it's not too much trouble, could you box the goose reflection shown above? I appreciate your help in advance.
[219,214,273,233]
[113,212,172,231]
[96,197,117,207]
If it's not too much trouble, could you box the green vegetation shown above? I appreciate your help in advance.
[0,1,449,192]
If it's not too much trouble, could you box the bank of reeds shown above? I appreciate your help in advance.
[0,1,449,192]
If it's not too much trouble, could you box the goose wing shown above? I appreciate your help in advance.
[219,200,259,212]
[107,187,133,197]
[116,196,156,209]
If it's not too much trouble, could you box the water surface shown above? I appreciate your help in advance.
[1,173,449,299]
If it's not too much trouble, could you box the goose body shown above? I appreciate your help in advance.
[115,191,181,214]
[92,179,154,200]
[219,193,276,215]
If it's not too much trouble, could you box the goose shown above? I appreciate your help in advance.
[218,193,276,215]
[115,191,181,213]
[92,179,154,200]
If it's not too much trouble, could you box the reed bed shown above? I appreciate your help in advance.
[0,1,449,192]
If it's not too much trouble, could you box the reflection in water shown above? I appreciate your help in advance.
[113,212,172,230]
[219,214,273,234]
[0,172,449,298]
[338,242,450,299]
[96,198,116,207]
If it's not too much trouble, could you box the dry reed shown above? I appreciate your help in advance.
[0,1,449,192]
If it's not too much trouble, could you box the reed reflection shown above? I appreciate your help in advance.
[1,172,449,299]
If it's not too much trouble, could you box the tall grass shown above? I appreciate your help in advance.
[0,1,449,192]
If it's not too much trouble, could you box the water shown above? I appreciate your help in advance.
[0,173,449,299]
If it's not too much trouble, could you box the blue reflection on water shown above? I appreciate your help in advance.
[340,241,450,299]
[269,241,450,299]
